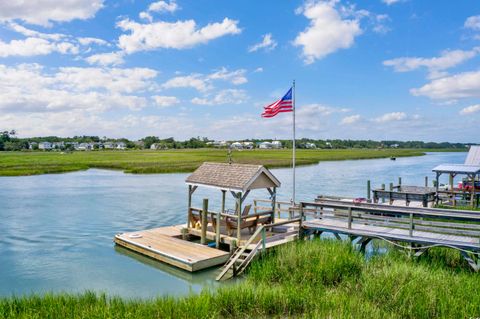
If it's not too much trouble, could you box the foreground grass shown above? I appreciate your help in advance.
[2,240,479,318]
[0,148,427,176]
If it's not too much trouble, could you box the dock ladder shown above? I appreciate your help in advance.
[216,218,301,281]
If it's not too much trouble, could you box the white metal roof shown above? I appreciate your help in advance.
[432,164,480,175]
[465,146,480,165]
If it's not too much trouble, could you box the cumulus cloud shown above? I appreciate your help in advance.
[153,95,180,107]
[0,37,78,57]
[163,74,212,92]
[0,64,157,114]
[139,1,178,22]
[162,68,247,92]
[0,0,104,27]
[191,89,248,105]
[341,114,361,125]
[465,15,480,31]
[411,70,480,100]
[77,37,109,46]
[117,17,241,54]
[383,47,480,79]
[208,67,247,85]
[460,104,480,115]
[294,1,363,64]
[382,0,404,5]
[248,33,277,52]
[373,112,407,123]
[85,52,125,66]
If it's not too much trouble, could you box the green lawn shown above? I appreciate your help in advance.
[1,239,478,318]
[0,148,427,176]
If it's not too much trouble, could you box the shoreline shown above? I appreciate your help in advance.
[0,148,445,177]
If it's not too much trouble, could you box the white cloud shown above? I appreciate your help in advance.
[411,70,480,100]
[139,1,178,22]
[0,37,78,57]
[372,14,390,34]
[77,37,109,46]
[153,95,179,107]
[341,114,361,125]
[373,112,407,123]
[465,15,480,31]
[208,67,247,85]
[0,0,104,27]
[117,17,241,54]
[382,0,404,5]
[383,47,480,79]
[0,64,157,114]
[148,1,178,13]
[294,1,363,64]
[7,22,66,41]
[191,89,248,105]
[254,67,264,73]
[85,52,125,66]
[248,33,277,52]
[460,104,480,115]
[163,74,212,92]
[162,68,247,92]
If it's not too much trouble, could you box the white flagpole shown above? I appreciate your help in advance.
[292,80,296,205]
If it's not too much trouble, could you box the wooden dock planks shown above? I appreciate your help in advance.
[114,225,229,272]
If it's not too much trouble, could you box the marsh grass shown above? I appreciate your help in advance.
[2,239,480,318]
[0,148,426,176]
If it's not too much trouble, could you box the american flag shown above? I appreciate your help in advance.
[261,87,293,118]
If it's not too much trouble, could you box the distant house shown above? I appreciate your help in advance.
[76,143,94,151]
[116,142,127,150]
[38,142,52,150]
[208,141,229,148]
[103,142,115,149]
[271,141,282,149]
[258,142,272,149]
[52,142,65,149]
[305,142,317,149]
[390,144,400,148]
[150,143,166,150]
[28,142,38,150]
[230,142,243,149]
[325,142,332,148]
[243,142,254,149]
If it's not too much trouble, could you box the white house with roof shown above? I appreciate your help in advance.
[38,142,52,150]
[271,141,282,149]
[116,142,127,150]
[230,142,243,149]
[243,142,254,149]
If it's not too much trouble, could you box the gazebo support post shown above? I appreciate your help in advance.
[201,198,208,245]
[271,187,276,223]
[217,190,225,249]
[236,192,242,243]
[435,172,440,205]
[187,185,197,229]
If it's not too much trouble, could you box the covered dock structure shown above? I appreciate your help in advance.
[432,164,480,208]
[185,162,282,247]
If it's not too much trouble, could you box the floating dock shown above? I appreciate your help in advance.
[114,225,229,272]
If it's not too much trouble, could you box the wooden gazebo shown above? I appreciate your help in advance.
[185,162,281,246]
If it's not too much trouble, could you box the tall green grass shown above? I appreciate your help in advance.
[0,148,426,176]
[1,239,479,318]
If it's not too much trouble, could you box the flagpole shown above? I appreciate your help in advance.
[292,80,296,205]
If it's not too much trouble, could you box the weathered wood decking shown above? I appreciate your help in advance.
[114,226,229,272]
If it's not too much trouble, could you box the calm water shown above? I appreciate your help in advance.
[0,152,465,298]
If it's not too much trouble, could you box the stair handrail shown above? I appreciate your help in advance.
[216,218,302,281]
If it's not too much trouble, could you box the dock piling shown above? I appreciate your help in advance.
[367,180,371,201]
[201,198,208,245]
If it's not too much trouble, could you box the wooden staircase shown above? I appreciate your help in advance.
[216,219,301,281]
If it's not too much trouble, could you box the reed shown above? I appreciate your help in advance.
[0,148,426,176]
[1,239,479,318]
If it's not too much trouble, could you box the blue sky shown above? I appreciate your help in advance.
[0,0,479,142]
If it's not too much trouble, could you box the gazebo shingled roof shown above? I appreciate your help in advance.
[185,162,280,192]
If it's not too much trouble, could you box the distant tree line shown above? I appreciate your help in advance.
[0,129,474,151]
